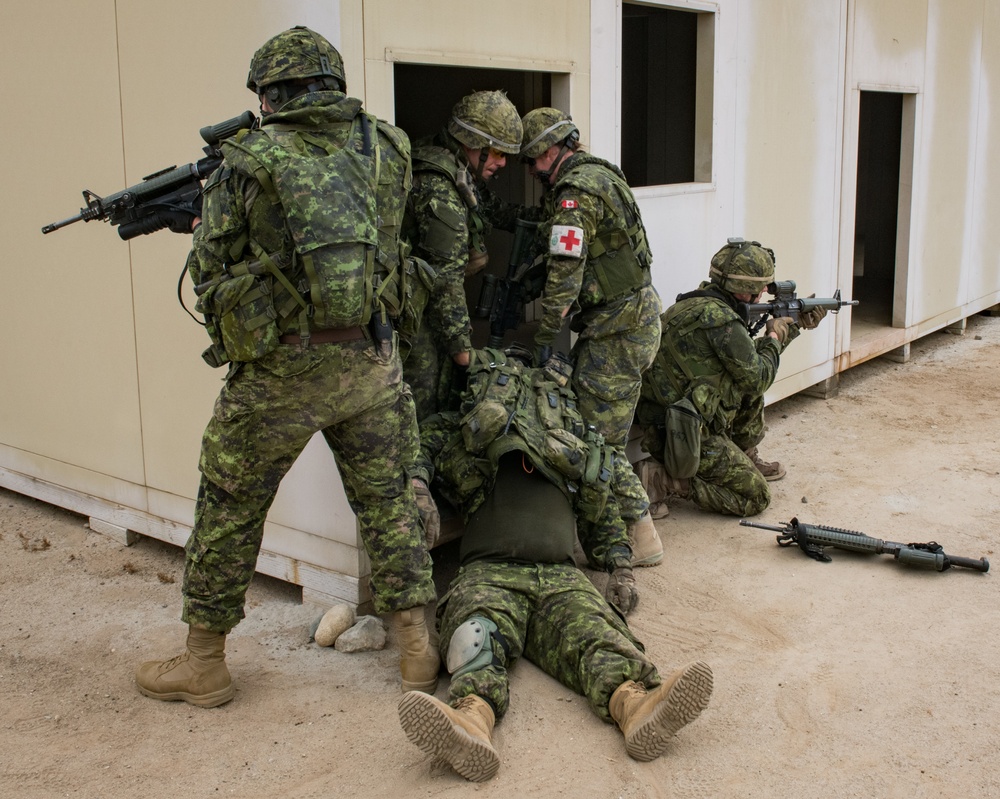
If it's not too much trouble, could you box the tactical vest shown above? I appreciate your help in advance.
[650,290,744,432]
[554,155,652,301]
[434,350,614,523]
[200,111,413,365]
[410,143,488,269]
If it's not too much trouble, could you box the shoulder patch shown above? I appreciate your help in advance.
[549,225,585,258]
[561,199,578,209]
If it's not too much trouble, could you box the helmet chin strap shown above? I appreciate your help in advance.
[535,140,574,188]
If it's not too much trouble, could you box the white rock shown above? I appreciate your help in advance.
[313,604,356,647]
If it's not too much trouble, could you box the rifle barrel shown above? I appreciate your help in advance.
[739,519,788,533]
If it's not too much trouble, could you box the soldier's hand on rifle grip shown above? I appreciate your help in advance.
[765,316,796,347]
[605,566,639,615]
[798,294,828,329]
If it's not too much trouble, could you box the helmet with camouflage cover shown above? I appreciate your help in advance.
[520,108,579,159]
[247,26,345,94]
[709,238,776,295]
[447,91,523,154]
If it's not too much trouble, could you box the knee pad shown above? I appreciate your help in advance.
[446,616,502,679]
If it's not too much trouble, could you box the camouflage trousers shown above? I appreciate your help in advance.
[689,395,770,516]
[183,336,436,632]
[437,561,660,723]
[572,285,662,526]
[402,321,460,422]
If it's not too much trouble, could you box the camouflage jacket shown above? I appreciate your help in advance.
[187,92,411,338]
[533,153,653,346]
[637,282,782,434]
[401,132,484,356]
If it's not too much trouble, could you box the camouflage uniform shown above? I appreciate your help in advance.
[401,92,522,421]
[636,281,780,516]
[401,135,479,419]
[420,424,658,723]
[533,152,662,529]
[184,91,435,629]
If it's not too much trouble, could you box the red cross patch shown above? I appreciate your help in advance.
[549,225,585,258]
[561,199,578,209]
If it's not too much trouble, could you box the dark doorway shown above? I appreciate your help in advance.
[393,64,552,347]
[853,91,910,327]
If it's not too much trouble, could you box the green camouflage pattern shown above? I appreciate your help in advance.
[520,107,578,159]
[568,284,661,523]
[190,93,412,339]
[414,359,625,564]
[709,240,775,295]
[533,153,653,347]
[437,561,659,722]
[636,282,781,516]
[183,337,436,629]
[447,91,523,154]
[401,136,477,419]
[182,90,434,631]
[246,26,345,92]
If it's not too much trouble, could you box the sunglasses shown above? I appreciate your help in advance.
[488,147,509,160]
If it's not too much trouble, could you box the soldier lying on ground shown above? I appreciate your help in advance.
[397,348,713,781]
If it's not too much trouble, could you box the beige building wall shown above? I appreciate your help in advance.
[3,0,999,607]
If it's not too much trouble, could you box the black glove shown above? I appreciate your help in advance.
[604,566,639,615]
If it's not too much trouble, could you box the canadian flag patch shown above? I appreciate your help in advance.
[549,225,585,258]
[561,199,578,209]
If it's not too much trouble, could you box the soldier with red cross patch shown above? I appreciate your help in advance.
[514,107,665,569]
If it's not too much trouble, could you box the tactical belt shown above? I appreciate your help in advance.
[279,327,366,345]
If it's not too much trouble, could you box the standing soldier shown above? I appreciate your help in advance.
[134,26,439,707]
[517,108,664,567]
[401,91,523,421]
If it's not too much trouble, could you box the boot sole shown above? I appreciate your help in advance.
[625,661,713,762]
[632,552,663,567]
[137,684,235,708]
[398,692,500,782]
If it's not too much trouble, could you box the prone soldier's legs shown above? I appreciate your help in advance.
[521,564,659,722]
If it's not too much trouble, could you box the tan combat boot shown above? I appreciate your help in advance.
[745,447,786,481]
[627,513,664,567]
[609,661,714,762]
[635,459,691,519]
[135,626,234,708]
[398,692,500,782]
[390,606,440,693]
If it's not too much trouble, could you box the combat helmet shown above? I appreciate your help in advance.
[520,108,579,159]
[247,26,345,96]
[447,91,523,155]
[709,238,776,295]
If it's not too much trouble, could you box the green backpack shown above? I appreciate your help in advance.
[445,350,614,523]
[196,111,428,366]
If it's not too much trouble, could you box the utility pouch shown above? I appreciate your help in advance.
[663,396,703,479]
[542,427,588,481]
[196,274,280,363]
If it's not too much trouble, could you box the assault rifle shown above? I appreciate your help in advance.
[474,218,542,347]
[42,110,257,241]
[740,517,989,572]
[738,280,858,336]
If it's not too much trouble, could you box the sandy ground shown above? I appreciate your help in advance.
[2,313,998,799]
